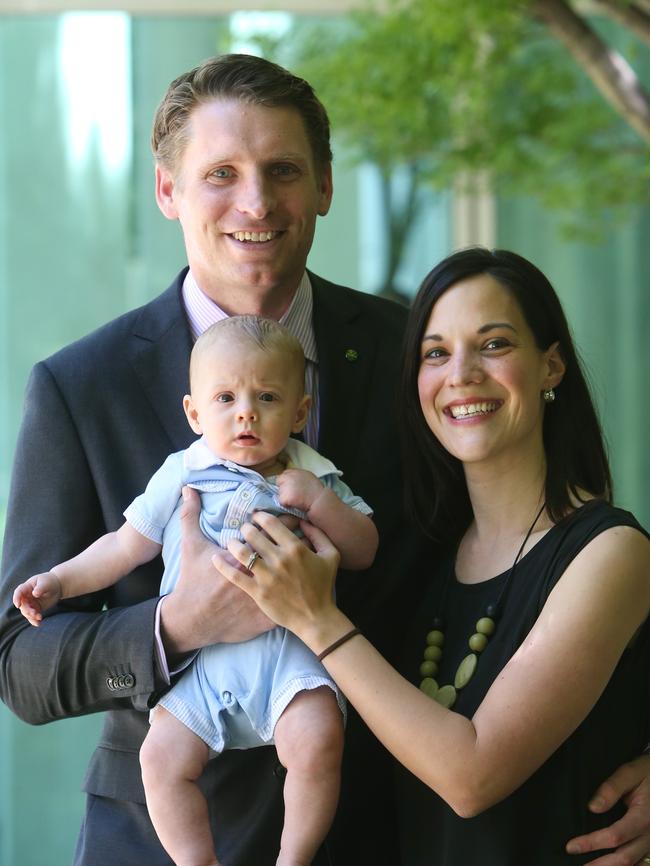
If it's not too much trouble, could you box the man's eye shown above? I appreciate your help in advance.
[272,164,297,177]
[211,167,232,179]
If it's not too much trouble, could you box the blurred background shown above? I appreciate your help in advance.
[1,1,648,862]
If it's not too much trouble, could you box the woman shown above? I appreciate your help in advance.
[217,248,650,865]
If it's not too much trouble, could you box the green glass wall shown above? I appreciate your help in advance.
[0,14,376,864]
[496,199,650,521]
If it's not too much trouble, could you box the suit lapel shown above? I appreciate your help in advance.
[127,272,195,452]
[312,273,377,473]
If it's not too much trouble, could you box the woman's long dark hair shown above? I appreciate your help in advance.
[401,247,612,541]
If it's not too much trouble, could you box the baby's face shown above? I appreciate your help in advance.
[184,339,310,474]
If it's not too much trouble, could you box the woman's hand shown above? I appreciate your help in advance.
[213,511,344,648]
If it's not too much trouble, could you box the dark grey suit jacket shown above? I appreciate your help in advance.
[0,270,422,864]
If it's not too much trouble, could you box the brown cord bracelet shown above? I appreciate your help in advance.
[317,627,361,662]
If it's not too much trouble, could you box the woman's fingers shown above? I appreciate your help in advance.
[212,547,257,597]
[298,520,340,560]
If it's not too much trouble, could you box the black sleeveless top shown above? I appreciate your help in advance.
[398,500,650,865]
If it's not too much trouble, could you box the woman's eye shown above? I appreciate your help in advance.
[483,338,510,351]
[211,167,232,179]
[423,347,447,361]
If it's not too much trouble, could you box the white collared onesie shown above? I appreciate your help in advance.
[124,437,372,753]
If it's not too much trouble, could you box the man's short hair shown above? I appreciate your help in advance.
[152,53,332,174]
[190,315,306,393]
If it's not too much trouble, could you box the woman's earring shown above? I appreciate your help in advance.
[543,388,556,403]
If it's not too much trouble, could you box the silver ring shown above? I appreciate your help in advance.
[246,552,260,572]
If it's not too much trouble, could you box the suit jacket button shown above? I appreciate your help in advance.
[123,674,135,688]
[106,677,115,691]
[117,675,126,688]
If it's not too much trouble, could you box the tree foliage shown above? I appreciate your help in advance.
[267,0,650,236]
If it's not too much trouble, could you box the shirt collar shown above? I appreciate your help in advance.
[185,436,340,479]
[182,269,318,363]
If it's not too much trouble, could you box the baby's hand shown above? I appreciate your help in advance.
[12,571,63,627]
[276,469,324,513]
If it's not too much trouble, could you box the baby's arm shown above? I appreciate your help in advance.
[13,523,161,626]
[276,469,378,571]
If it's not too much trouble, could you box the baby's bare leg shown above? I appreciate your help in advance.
[140,706,220,866]
[274,686,344,866]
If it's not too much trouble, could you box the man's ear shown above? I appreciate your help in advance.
[543,341,566,391]
[183,395,202,435]
[155,164,179,220]
[317,163,333,217]
[292,395,312,433]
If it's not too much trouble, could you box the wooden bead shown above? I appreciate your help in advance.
[469,633,488,652]
[419,660,438,678]
[426,630,445,647]
[476,617,496,636]
[420,677,439,698]
[454,653,477,689]
[435,684,457,708]
[424,645,442,662]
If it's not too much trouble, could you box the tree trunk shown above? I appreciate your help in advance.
[533,0,650,144]
[591,0,650,46]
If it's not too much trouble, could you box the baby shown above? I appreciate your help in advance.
[14,315,378,866]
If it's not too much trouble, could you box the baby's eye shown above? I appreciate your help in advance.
[259,393,276,402]
[216,393,234,403]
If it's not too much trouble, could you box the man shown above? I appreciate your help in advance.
[0,54,648,866]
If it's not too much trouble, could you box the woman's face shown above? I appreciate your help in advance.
[416,273,563,470]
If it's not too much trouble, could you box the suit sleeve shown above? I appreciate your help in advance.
[0,362,163,724]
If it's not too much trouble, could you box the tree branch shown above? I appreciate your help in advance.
[533,0,650,143]
[631,0,650,18]
[590,0,650,46]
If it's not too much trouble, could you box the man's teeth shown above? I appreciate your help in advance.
[450,402,499,419]
[232,231,278,242]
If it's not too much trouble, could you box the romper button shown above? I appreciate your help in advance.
[228,518,240,528]
[241,490,251,500]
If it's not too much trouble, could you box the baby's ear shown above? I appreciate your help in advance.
[292,395,312,433]
[183,395,202,435]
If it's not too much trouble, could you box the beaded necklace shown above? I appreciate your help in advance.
[419,502,547,708]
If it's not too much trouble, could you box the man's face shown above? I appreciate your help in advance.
[156,98,333,309]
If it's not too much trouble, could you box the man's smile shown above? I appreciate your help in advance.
[229,230,283,243]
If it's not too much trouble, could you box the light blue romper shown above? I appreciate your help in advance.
[124,437,372,753]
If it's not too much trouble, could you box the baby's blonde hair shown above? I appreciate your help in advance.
[190,316,306,393]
